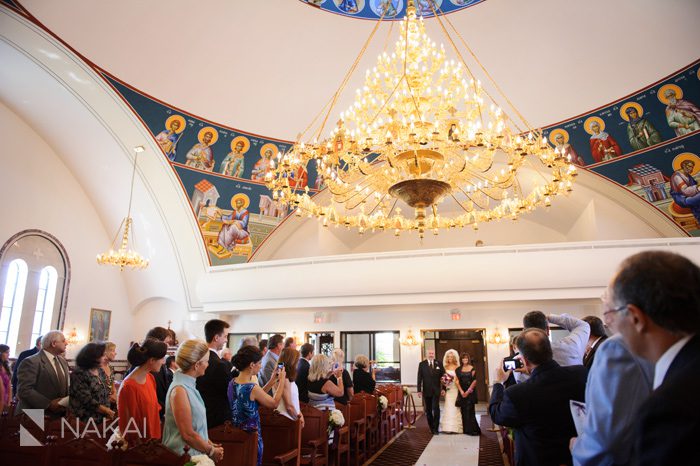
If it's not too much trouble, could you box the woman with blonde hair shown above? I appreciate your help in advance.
[330,348,353,404]
[352,354,376,394]
[439,349,463,434]
[307,354,344,410]
[162,339,224,462]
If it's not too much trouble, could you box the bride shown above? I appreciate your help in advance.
[439,349,463,434]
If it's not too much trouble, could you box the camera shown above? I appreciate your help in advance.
[502,357,523,372]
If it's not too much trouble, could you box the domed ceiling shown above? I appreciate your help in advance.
[3,0,700,270]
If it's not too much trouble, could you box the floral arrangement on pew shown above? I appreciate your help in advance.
[378,395,388,412]
[328,408,345,436]
[184,455,216,466]
[106,427,128,451]
[441,372,454,389]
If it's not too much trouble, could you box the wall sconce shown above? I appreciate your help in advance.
[488,329,506,345]
[450,309,462,321]
[313,312,324,324]
[66,327,82,346]
[400,329,422,346]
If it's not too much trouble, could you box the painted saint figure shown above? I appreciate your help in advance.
[216,194,251,252]
[584,117,622,163]
[185,127,219,171]
[659,85,700,137]
[550,129,584,166]
[670,156,700,223]
[252,144,278,181]
[155,115,186,161]
[220,137,250,178]
[622,103,661,151]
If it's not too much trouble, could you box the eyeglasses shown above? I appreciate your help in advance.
[602,304,627,317]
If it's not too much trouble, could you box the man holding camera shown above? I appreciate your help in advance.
[490,328,587,466]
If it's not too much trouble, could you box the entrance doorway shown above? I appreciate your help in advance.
[422,329,489,402]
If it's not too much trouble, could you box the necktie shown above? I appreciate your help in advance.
[53,355,67,392]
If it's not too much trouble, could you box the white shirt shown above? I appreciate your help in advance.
[653,334,694,389]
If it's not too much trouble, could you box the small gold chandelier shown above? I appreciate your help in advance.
[267,0,576,238]
[97,146,149,270]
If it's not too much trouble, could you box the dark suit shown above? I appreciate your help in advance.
[196,350,233,428]
[297,358,311,403]
[635,334,700,466]
[16,350,70,415]
[489,360,587,466]
[417,359,444,432]
[11,346,39,394]
[583,335,608,369]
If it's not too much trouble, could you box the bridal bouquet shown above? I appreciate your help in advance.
[441,372,454,388]
[185,455,216,466]
[106,427,128,451]
[378,395,388,411]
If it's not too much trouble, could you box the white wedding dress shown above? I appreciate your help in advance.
[439,368,463,433]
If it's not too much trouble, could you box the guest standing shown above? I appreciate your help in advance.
[277,348,304,427]
[455,353,480,436]
[0,344,12,412]
[11,336,41,395]
[329,348,353,404]
[352,354,376,394]
[17,331,69,416]
[163,339,224,462]
[118,338,167,444]
[101,341,118,406]
[307,354,344,410]
[196,319,233,428]
[416,349,444,435]
[297,343,314,403]
[70,342,114,422]
[229,345,286,466]
[144,326,174,419]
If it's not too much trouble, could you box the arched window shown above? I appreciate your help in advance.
[31,266,58,344]
[0,259,28,350]
[0,230,69,357]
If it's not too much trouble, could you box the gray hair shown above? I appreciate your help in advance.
[41,330,65,348]
[238,336,258,350]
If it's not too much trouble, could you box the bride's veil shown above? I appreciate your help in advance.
[442,349,459,367]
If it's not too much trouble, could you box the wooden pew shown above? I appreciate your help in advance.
[259,407,302,466]
[208,421,258,466]
[299,404,329,466]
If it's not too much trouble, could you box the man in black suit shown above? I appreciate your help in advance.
[489,328,587,466]
[297,343,314,403]
[144,326,174,419]
[606,250,700,465]
[582,315,608,369]
[196,319,233,428]
[11,336,41,395]
[17,331,69,417]
[417,349,444,435]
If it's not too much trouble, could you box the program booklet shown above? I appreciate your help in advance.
[570,400,587,436]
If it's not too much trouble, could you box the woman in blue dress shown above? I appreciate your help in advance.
[229,345,287,465]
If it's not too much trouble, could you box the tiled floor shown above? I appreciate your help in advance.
[414,423,481,466]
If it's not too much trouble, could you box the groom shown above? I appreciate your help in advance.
[417,349,445,434]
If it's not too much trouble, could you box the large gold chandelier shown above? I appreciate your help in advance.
[267,0,576,238]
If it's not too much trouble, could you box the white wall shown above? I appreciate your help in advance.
[0,101,132,357]
[223,299,599,388]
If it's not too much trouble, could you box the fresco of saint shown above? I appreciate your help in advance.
[185,127,219,171]
[584,117,622,163]
[220,136,250,178]
[155,115,186,161]
[621,102,662,151]
[658,84,700,137]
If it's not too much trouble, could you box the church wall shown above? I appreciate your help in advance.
[0,101,133,357]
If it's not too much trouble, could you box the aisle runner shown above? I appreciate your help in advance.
[414,428,480,465]
[368,414,432,466]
